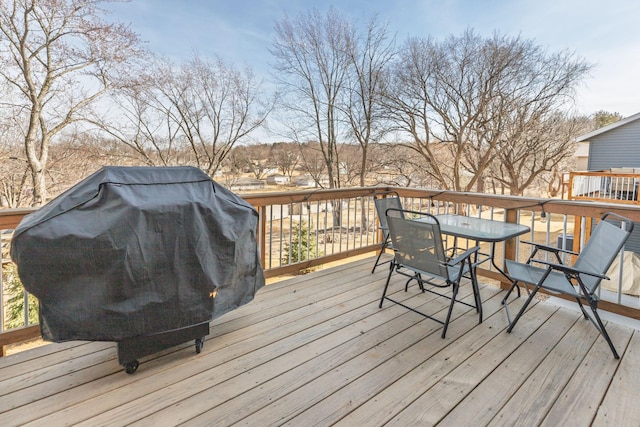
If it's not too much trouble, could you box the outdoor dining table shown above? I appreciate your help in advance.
[411,213,530,323]
[434,213,530,275]
[434,214,531,322]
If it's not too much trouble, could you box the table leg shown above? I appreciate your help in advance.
[485,241,521,304]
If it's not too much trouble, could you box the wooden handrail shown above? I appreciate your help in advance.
[3,186,640,353]
[568,170,640,206]
[0,325,40,356]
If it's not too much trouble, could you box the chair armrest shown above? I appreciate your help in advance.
[447,246,480,266]
[521,240,579,256]
[535,259,609,280]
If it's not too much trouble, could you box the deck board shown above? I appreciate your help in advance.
[1,255,639,426]
[592,329,640,426]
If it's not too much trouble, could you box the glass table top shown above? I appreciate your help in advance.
[432,214,530,242]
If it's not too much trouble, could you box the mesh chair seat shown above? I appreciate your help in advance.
[505,260,579,296]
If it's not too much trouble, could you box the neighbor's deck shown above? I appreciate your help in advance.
[2,256,640,426]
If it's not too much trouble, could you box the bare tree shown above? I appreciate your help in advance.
[97,55,270,177]
[298,142,327,187]
[385,30,592,193]
[94,71,184,167]
[370,142,441,188]
[0,141,29,208]
[342,15,395,188]
[0,0,144,205]
[271,7,354,189]
[235,143,272,180]
[336,143,363,187]
[489,113,592,196]
[270,142,299,179]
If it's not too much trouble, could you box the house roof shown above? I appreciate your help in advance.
[576,111,640,142]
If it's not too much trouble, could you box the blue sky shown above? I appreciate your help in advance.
[108,0,640,118]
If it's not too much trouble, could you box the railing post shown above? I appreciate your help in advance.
[259,205,266,270]
[502,207,519,289]
[567,172,574,201]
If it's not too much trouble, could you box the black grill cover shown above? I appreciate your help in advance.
[10,166,265,342]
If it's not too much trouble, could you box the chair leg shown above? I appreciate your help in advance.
[575,297,590,320]
[470,266,482,323]
[588,301,620,359]
[371,235,390,274]
[506,284,540,333]
[379,263,395,308]
[441,281,459,338]
[507,267,554,333]
[501,280,521,304]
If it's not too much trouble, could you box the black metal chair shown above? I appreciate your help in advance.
[505,212,634,359]
[379,208,481,338]
[371,191,403,273]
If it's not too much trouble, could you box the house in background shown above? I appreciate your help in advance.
[574,142,590,171]
[569,112,640,282]
[266,174,290,185]
[571,112,640,200]
[229,177,265,192]
[577,111,640,170]
[294,174,331,188]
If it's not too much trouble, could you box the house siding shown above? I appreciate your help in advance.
[588,119,640,170]
[585,118,640,254]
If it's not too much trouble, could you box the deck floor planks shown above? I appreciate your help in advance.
[486,314,602,426]
[592,329,640,426]
[0,345,117,412]
[287,289,511,427]
[74,279,412,426]
[151,292,453,426]
[19,269,390,425]
[540,321,634,426]
[333,296,543,427]
[214,258,379,326]
[1,255,639,427]
[434,307,583,426]
[215,287,482,427]
[142,275,480,425]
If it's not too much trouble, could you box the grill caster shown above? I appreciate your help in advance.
[124,360,139,374]
[195,337,205,354]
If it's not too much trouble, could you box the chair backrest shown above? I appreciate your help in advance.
[385,208,449,280]
[374,193,402,232]
[574,212,634,293]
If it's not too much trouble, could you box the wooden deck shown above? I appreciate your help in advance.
[2,256,640,426]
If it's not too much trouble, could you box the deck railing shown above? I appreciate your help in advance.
[2,187,640,354]
[568,170,640,204]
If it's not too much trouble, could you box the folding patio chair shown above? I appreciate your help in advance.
[505,212,634,359]
[379,208,481,338]
[371,191,403,273]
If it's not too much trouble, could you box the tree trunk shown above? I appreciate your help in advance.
[30,166,47,207]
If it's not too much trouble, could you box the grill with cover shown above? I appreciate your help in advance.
[11,166,265,373]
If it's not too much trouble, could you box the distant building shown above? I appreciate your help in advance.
[266,174,290,185]
[576,111,640,171]
[294,174,330,187]
[294,174,318,187]
[574,112,640,254]
[229,177,265,191]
